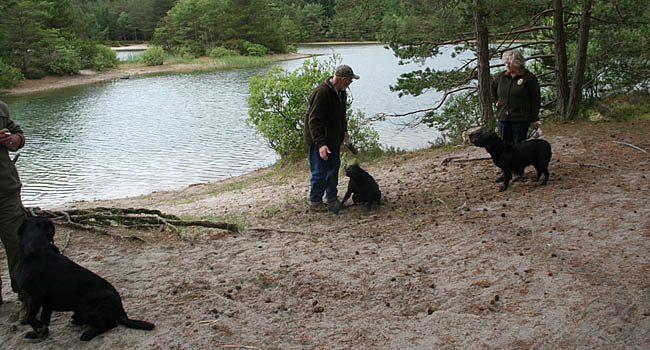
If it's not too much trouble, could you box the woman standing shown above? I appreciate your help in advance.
[491,48,541,144]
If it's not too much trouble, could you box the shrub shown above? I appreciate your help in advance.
[43,45,81,75]
[245,43,268,57]
[208,46,238,58]
[223,39,247,55]
[92,44,120,70]
[0,59,24,89]
[141,46,165,66]
[247,56,379,159]
[178,42,204,58]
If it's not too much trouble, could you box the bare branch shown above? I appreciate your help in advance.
[612,141,647,153]
[371,86,475,121]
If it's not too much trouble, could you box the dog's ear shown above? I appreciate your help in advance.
[45,218,56,243]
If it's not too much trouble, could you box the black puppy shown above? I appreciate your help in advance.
[336,164,381,213]
[469,131,551,191]
[14,216,155,341]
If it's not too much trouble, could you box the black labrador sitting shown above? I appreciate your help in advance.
[469,130,551,191]
[14,216,155,341]
[335,163,381,213]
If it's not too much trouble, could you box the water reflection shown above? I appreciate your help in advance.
[4,44,471,207]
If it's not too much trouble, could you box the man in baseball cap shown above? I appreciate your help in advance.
[334,64,360,80]
[303,64,359,212]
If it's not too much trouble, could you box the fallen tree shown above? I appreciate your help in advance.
[26,207,240,242]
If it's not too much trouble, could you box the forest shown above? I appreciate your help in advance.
[1,0,648,128]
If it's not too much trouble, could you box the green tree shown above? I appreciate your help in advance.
[329,0,399,41]
[0,0,56,74]
[0,58,25,89]
[247,56,379,159]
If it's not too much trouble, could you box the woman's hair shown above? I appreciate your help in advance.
[502,49,525,68]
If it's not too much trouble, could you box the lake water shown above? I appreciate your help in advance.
[3,44,472,208]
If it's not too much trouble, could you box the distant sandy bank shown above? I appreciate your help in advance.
[0,52,311,96]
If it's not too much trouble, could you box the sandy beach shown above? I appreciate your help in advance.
[1,117,648,349]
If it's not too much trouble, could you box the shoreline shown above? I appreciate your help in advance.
[0,52,312,97]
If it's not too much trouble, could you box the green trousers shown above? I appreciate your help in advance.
[0,190,26,298]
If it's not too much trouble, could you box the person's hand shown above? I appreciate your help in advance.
[319,145,331,160]
[532,121,541,128]
[0,128,12,146]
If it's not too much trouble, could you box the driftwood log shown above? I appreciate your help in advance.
[25,207,240,241]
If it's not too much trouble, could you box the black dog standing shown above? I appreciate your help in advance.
[14,216,155,341]
[335,164,381,213]
[469,131,551,191]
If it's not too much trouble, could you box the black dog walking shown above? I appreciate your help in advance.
[470,131,551,191]
[14,216,155,341]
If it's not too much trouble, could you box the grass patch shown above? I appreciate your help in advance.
[586,91,650,121]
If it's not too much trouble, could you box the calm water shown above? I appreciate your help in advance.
[3,44,472,208]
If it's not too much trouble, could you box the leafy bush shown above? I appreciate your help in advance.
[208,46,238,58]
[176,42,204,59]
[141,46,165,66]
[92,44,120,70]
[223,39,247,55]
[74,40,100,68]
[0,58,24,89]
[247,56,379,159]
[245,43,268,57]
[44,45,81,75]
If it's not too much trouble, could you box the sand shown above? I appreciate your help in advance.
[1,118,648,349]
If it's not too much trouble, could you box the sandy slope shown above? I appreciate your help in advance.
[1,119,649,349]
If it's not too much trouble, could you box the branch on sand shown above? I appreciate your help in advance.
[25,207,240,241]
[612,141,647,153]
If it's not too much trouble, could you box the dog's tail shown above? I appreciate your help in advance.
[118,314,155,330]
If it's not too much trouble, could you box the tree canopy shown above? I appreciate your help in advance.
[1,0,647,133]
[378,0,649,138]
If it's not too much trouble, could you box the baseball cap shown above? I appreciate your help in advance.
[335,65,360,79]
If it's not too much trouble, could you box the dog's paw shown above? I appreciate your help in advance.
[25,331,39,339]
[499,185,508,192]
[25,327,48,340]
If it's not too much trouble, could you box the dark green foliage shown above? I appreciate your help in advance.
[245,43,268,57]
[247,56,379,159]
[92,44,120,70]
[208,46,239,58]
[0,58,25,89]
[422,91,482,143]
[141,46,165,66]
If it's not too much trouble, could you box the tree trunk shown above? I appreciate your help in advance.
[567,0,592,120]
[553,0,570,120]
[474,0,495,130]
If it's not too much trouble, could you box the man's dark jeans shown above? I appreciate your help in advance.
[308,144,340,205]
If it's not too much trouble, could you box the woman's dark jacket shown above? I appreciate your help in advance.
[304,77,348,149]
[491,69,541,123]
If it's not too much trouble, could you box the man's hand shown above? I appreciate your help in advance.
[0,128,15,149]
[319,145,331,160]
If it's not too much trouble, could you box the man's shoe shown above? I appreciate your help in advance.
[327,200,341,213]
[309,203,328,212]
